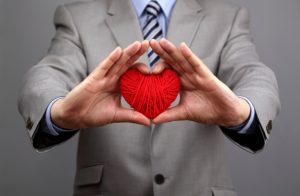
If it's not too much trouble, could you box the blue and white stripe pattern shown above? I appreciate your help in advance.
[143,0,163,66]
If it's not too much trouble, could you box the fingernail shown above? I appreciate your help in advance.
[111,47,121,55]
[132,41,140,47]
[151,39,157,44]
[114,46,121,51]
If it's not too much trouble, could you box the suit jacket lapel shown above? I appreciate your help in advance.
[105,0,205,65]
[167,0,205,47]
[105,0,149,65]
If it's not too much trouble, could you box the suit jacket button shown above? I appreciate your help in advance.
[26,118,34,130]
[154,174,165,185]
[266,120,272,134]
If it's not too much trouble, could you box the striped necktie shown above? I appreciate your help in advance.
[143,0,163,67]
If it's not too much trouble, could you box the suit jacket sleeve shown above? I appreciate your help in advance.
[217,7,280,152]
[18,5,86,151]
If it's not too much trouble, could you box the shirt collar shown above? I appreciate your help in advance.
[131,0,176,18]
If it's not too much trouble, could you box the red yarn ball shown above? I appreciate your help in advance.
[120,68,180,119]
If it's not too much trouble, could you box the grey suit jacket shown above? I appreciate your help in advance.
[18,0,280,195]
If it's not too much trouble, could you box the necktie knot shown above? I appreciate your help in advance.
[146,1,162,17]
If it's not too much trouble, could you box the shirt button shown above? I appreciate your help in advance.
[154,174,165,185]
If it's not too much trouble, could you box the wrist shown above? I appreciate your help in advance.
[222,97,251,127]
[51,98,78,130]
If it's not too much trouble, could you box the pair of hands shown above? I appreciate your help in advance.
[51,39,250,130]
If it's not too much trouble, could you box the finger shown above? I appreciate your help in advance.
[106,41,141,77]
[118,40,150,75]
[151,61,170,74]
[90,47,122,80]
[150,39,175,65]
[180,42,212,77]
[158,39,199,88]
[152,105,188,124]
[126,40,149,66]
[132,62,150,74]
[159,39,194,74]
[114,108,151,126]
[150,39,184,74]
[151,39,194,88]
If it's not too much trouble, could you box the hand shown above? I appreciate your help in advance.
[150,39,250,127]
[51,41,151,130]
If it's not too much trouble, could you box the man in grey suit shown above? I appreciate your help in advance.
[18,0,280,195]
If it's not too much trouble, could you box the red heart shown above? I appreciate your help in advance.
[120,68,180,119]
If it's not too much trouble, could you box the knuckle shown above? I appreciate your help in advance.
[177,57,186,66]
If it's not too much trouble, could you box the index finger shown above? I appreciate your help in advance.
[106,41,142,77]
[89,47,122,80]
[117,40,150,76]
[180,42,213,77]
[159,39,194,74]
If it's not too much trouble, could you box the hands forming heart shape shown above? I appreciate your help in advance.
[51,39,251,130]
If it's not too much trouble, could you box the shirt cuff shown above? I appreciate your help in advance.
[225,96,255,134]
[45,97,78,136]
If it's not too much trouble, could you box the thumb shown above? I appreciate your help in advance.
[152,105,188,124]
[114,107,151,126]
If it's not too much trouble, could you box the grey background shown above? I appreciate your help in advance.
[0,0,299,195]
